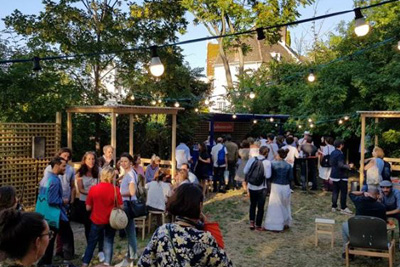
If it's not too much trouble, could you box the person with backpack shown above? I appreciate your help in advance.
[243,146,271,231]
[211,137,228,193]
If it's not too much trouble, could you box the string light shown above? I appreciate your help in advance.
[256,28,266,41]
[151,100,156,105]
[338,119,344,124]
[149,46,164,77]
[310,123,314,128]
[195,108,199,112]
[344,116,349,120]
[204,99,210,105]
[158,99,162,104]
[275,123,278,127]
[269,117,274,122]
[354,8,370,37]
[397,40,400,51]
[130,95,135,101]
[249,90,256,99]
[232,114,237,119]
[298,125,302,129]
[307,70,316,82]
[33,57,41,72]
[174,101,180,108]
[253,119,258,124]
[308,118,313,123]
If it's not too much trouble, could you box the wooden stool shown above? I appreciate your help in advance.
[134,216,147,240]
[315,218,335,248]
[148,210,166,233]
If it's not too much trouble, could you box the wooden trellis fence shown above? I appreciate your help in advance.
[0,115,61,209]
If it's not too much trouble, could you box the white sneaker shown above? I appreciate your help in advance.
[331,208,336,212]
[340,208,353,215]
[115,258,130,267]
[98,251,105,263]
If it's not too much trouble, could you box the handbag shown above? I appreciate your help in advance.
[320,147,331,167]
[35,176,61,229]
[128,198,147,218]
[109,184,128,230]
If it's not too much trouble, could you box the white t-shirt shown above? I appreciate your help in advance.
[120,168,137,201]
[176,143,192,169]
[188,172,199,184]
[211,143,228,167]
[282,145,299,167]
[145,181,171,211]
[266,143,279,161]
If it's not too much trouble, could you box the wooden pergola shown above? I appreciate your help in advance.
[66,105,184,175]
[358,111,400,185]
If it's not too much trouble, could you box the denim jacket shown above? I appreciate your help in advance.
[271,160,293,185]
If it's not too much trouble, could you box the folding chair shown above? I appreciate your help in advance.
[345,216,395,267]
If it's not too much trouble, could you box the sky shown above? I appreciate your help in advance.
[0,0,355,73]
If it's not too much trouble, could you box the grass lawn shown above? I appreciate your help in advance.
[64,186,398,267]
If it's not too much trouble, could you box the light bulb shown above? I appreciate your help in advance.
[307,70,316,82]
[130,95,135,101]
[151,100,156,105]
[204,99,210,105]
[232,114,237,119]
[298,125,302,129]
[354,8,370,37]
[253,119,257,124]
[344,116,349,121]
[339,119,343,125]
[269,117,274,122]
[149,46,165,77]
[275,124,278,127]
[249,91,256,99]
[195,108,199,113]
[174,102,180,108]
[158,99,162,104]
[308,118,312,123]
[398,41,400,51]
[310,124,314,128]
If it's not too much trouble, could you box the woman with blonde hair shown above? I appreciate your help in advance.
[82,167,123,266]
[365,146,385,187]
[145,155,160,183]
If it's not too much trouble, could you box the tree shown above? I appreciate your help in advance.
[182,0,314,90]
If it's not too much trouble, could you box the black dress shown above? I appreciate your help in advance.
[195,151,210,181]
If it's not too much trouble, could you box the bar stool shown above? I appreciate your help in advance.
[147,210,166,233]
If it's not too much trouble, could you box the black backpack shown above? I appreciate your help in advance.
[245,157,267,186]
[382,160,391,181]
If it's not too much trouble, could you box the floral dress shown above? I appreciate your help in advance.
[138,223,232,267]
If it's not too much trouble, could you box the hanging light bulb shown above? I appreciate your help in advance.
[195,108,199,113]
[130,95,135,101]
[158,99,162,104]
[308,118,313,123]
[151,100,157,105]
[174,101,180,108]
[249,90,256,99]
[310,123,314,128]
[149,46,165,77]
[307,70,316,82]
[397,41,400,51]
[253,119,258,124]
[256,28,266,41]
[344,116,349,121]
[354,8,370,37]
[275,123,278,127]
[232,114,237,119]
[269,117,274,122]
[204,99,210,105]
[338,119,344,125]
[298,125,302,129]
[33,56,42,72]
[243,104,247,108]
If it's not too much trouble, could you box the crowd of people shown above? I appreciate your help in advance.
[0,130,397,266]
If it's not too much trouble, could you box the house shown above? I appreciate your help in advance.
[207,27,300,112]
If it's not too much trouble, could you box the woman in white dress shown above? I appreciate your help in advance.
[264,149,293,232]
[318,136,335,191]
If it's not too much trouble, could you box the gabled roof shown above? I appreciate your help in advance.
[213,35,299,65]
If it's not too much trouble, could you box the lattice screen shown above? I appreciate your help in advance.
[0,123,61,209]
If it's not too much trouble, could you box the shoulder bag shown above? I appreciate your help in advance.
[109,182,128,230]
[320,146,331,167]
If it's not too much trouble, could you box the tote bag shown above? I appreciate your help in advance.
[35,177,61,229]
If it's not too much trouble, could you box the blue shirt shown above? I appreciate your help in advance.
[271,160,293,185]
[39,172,68,222]
[382,188,400,211]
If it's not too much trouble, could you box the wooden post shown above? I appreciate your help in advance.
[360,115,366,186]
[56,112,62,150]
[129,114,134,156]
[111,112,117,164]
[67,112,72,150]
[171,114,177,177]
[375,118,379,146]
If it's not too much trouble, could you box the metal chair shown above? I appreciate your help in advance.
[345,216,395,267]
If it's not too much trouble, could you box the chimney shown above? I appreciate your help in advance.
[279,26,287,44]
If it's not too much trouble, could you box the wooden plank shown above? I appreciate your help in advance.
[111,112,117,163]
[375,118,379,146]
[360,115,366,186]
[67,112,72,150]
[171,114,177,176]
[129,114,134,156]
